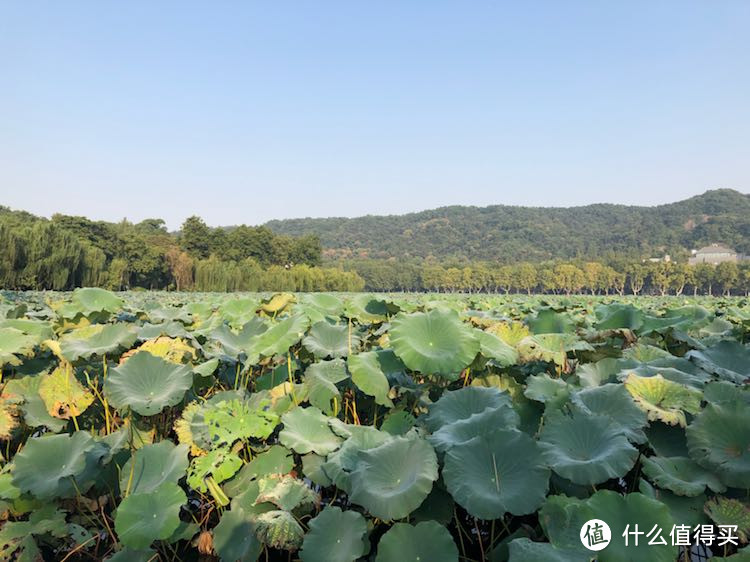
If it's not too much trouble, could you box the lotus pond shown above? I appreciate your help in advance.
[0,289,749,561]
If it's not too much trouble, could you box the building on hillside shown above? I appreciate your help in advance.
[688,243,747,265]
[645,254,671,263]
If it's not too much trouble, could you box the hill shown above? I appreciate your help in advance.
[265,189,750,262]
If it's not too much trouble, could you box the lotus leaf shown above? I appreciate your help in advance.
[70,288,124,316]
[704,497,750,542]
[641,456,725,497]
[304,359,349,414]
[375,521,458,562]
[212,507,262,562]
[225,445,294,497]
[3,375,69,432]
[389,309,479,377]
[252,314,309,358]
[255,475,318,512]
[0,402,18,440]
[38,363,94,420]
[348,350,394,407]
[429,403,519,453]
[279,406,343,455]
[254,510,304,551]
[571,383,647,444]
[259,293,296,315]
[349,436,438,520]
[57,324,136,361]
[638,478,709,528]
[212,317,269,357]
[524,373,570,407]
[688,340,750,384]
[187,448,243,493]
[443,428,549,519]
[320,426,393,493]
[104,351,193,416]
[300,506,369,562]
[624,373,702,427]
[594,303,644,331]
[119,441,189,495]
[114,482,186,549]
[121,336,195,364]
[12,431,105,499]
[687,402,750,488]
[475,330,518,366]
[303,321,357,358]
[517,334,592,366]
[380,409,415,434]
[0,327,37,367]
[424,386,509,432]
[527,309,575,334]
[203,397,280,445]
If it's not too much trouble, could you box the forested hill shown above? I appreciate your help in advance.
[265,189,750,262]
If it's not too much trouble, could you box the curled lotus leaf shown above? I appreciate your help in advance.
[571,383,648,444]
[0,327,37,367]
[641,456,726,497]
[279,406,343,456]
[259,292,296,315]
[187,448,242,493]
[121,336,196,364]
[686,402,750,488]
[349,436,438,520]
[539,411,638,485]
[429,403,519,453]
[303,321,358,359]
[424,386,510,433]
[389,308,479,378]
[254,510,304,551]
[300,506,369,562]
[104,351,193,416]
[224,445,295,497]
[375,521,458,562]
[12,431,106,499]
[38,363,94,420]
[475,330,518,366]
[321,426,393,493]
[119,441,189,496]
[524,374,570,407]
[687,340,750,384]
[347,350,394,407]
[114,482,186,550]
[443,428,549,519]
[212,507,262,562]
[704,497,750,542]
[304,359,349,414]
[252,314,310,358]
[69,288,124,317]
[203,396,280,446]
[57,323,137,361]
[517,334,592,367]
[2,375,68,432]
[212,317,268,357]
[624,373,702,427]
[173,391,253,454]
[255,475,318,513]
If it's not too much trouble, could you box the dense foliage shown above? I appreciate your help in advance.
[267,189,750,261]
[0,289,748,561]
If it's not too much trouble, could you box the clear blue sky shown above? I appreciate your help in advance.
[1,2,748,229]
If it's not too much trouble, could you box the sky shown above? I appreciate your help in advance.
[1,2,749,229]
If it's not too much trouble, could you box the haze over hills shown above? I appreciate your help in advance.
[266,189,750,263]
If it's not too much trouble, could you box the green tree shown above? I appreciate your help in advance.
[179,216,212,259]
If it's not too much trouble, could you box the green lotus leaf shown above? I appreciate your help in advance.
[38,363,94,420]
[686,402,750,488]
[640,305,712,335]
[119,441,189,496]
[217,298,261,328]
[304,359,349,414]
[255,475,318,512]
[349,436,438,520]
[70,288,124,316]
[225,445,295,497]
[640,456,726,497]
[638,478,709,528]
[212,507,262,562]
[302,293,344,316]
[344,294,391,323]
[203,396,280,446]
[704,381,750,407]
[105,548,158,561]
[524,374,570,407]
[321,426,393,493]
[411,485,455,524]
[704,497,750,542]
[252,314,310,358]
[380,409,415,435]
[193,357,220,378]
[424,386,509,432]
[688,340,750,384]
[389,308,479,377]
[624,373,702,427]
[300,506,369,562]
[571,383,648,444]
[0,327,37,367]
[540,410,638,485]
[623,364,710,389]
[429,403,519,453]
[187,448,242,493]
[375,521,458,562]
[12,431,106,499]
[301,453,331,487]
[541,491,677,562]
[443,428,549,519]
[174,391,256,454]
[527,309,575,334]
[279,406,343,455]
[594,303,644,331]
[622,343,673,362]
[348,350,394,407]
[58,324,137,361]
[114,482,186,550]
[303,321,358,359]
[3,375,69,432]
[212,317,269,357]
[507,538,584,562]
[104,351,193,416]
[254,510,304,551]
[517,334,592,366]
[476,330,518,366]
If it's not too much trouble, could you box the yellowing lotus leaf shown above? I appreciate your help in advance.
[38,363,94,420]
[624,373,702,427]
[486,321,530,347]
[0,401,18,440]
[121,337,196,364]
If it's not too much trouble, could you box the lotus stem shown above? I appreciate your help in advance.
[205,476,230,507]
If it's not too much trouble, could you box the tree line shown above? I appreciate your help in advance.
[0,208,363,292]
[342,259,750,296]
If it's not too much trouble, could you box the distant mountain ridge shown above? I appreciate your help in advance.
[265,189,750,262]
